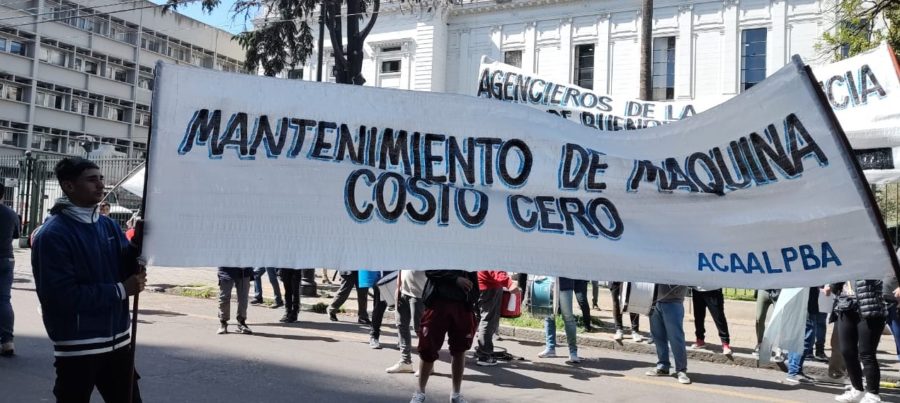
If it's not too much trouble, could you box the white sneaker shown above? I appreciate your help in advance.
[386,361,415,374]
[631,332,643,343]
[0,342,13,357]
[450,393,467,403]
[835,388,865,403]
[566,354,583,364]
[410,391,426,403]
[538,348,557,358]
[369,337,382,349]
[676,371,691,384]
[859,393,882,403]
[614,329,624,341]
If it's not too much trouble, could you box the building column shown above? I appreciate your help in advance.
[490,25,502,61]
[594,14,611,94]
[769,0,788,71]
[560,18,573,82]
[523,22,536,74]
[24,0,44,153]
[675,4,694,99]
[721,0,740,96]
[413,11,448,92]
[456,29,470,94]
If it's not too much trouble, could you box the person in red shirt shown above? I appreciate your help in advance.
[473,271,518,366]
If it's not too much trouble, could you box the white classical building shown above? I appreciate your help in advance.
[296,0,831,103]
[0,0,245,157]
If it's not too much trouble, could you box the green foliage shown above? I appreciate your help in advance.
[820,0,900,60]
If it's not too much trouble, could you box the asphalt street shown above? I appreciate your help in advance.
[3,285,898,403]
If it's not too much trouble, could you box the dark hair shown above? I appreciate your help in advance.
[0,183,5,201]
[99,201,110,208]
[55,157,100,183]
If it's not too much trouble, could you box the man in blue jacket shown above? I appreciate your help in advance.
[32,157,146,403]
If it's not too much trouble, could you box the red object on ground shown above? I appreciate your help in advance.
[501,289,522,319]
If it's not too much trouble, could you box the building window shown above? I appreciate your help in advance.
[740,28,767,92]
[134,111,151,126]
[378,60,402,88]
[103,105,124,122]
[381,60,401,74]
[0,38,6,52]
[574,44,594,90]
[9,41,24,56]
[40,46,68,67]
[138,75,153,90]
[287,69,304,80]
[1,83,24,102]
[107,66,128,82]
[652,36,676,101]
[504,50,523,68]
[35,91,63,109]
[71,98,96,116]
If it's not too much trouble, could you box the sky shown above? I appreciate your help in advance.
[150,0,246,34]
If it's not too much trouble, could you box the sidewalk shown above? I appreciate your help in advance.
[12,249,900,383]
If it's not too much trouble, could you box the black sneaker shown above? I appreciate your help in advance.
[358,318,371,325]
[814,352,828,362]
[279,314,290,323]
[271,301,284,309]
[236,323,253,335]
[327,308,338,322]
[250,298,263,305]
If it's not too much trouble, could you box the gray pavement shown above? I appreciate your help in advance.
[6,286,899,403]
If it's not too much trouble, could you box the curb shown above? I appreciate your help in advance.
[154,286,899,383]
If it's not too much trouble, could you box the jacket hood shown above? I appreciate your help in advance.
[49,197,99,224]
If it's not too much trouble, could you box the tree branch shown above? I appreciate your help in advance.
[360,0,380,40]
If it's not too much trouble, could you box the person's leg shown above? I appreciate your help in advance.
[475,288,501,359]
[649,307,670,371]
[218,277,234,323]
[691,290,708,343]
[886,305,900,362]
[828,320,846,376]
[660,301,688,373]
[574,284,592,330]
[236,276,250,323]
[787,317,814,376]
[280,270,294,319]
[412,297,425,331]
[802,316,815,357]
[252,268,264,302]
[857,317,885,394]
[0,258,13,346]
[755,290,772,347]
[357,284,371,322]
[706,289,731,345]
[591,281,599,308]
[397,295,413,364]
[416,304,448,394]
[814,312,828,356]
[629,313,641,332]
[370,287,388,340]
[290,270,302,320]
[559,290,578,357]
[446,303,476,395]
[329,273,354,310]
[95,347,142,403]
[267,268,283,305]
[838,312,865,391]
[543,315,557,353]
[610,282,625,330]
[54,355,99,403]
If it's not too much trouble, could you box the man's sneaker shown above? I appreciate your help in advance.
[613,329,624,341]
[785,374,812,385]
[690,339,707,350]
[450,393,467,403]
[271,301,284,309]
[386,361,415,374]
[566,355,583,364]
[327,308,338,322]
[279,313,290,323]
[834,388,865,403]
[236,323,253,335]
[476,356,498,367]
[631,331,643,343]
[645,367,670,376]
[676,371,691,384]
[410,391,426,403]
[369,337,382,349]
[1,342,14,357]
[250,298,263,305]
[860,393,882,403]
[358,317,372,325]
[722,343,733,356]
[537,348,557,358]
[815,351,829,362]
[217,322,228,335]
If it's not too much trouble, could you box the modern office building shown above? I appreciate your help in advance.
[0,0,245,157]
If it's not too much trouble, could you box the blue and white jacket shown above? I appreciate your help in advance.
[32,198,139,357]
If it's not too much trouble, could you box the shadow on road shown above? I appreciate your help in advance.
[251,331,339,343]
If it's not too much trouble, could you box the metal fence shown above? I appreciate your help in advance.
[0,154,143,236]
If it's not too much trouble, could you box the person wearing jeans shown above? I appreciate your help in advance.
[785,287,819,385]
[387,270,427,374]
[573,280,594,332]
[538,277,581,364]
[690,287,732,355]
[646,284,690,384]
[610,281,642,341]
[252,267,283,308]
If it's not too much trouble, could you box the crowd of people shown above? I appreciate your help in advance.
[1,157,899,403]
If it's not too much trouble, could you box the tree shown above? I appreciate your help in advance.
[820,0,900,60]
[167,0,464,83]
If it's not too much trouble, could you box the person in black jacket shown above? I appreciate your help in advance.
[410,270,478,403]
[826,280,887,403]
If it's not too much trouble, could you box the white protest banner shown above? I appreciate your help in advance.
[476,44,900,183]
[143,57,897,289]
